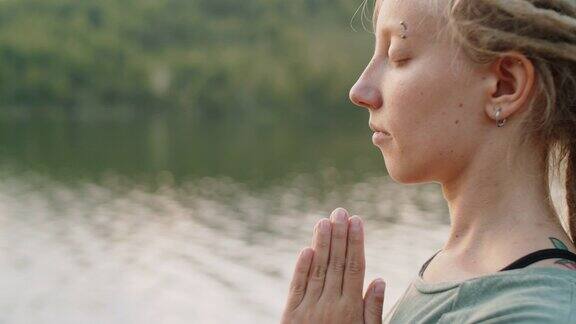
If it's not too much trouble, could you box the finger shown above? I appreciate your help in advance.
[323,207,350,298]
[311,218,322,248]
[342,215,366,299]
[301,218,331,304]
[364,278,385,324]
[285,247,314,311]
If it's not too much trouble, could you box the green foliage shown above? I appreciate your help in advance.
[0,0,374,124]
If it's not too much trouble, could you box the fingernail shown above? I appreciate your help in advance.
[332,208,348,223]
[350,216,361,231]
[374,279,385,295]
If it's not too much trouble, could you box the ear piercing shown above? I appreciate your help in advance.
[400,21,407,39]
[494,106,507,127]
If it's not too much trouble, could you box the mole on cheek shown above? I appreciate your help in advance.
[455,120,459,124]
[458,103,463,108]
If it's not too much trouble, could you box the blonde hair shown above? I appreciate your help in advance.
[367,0,576,244]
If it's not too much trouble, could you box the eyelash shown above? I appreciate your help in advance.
[374,53,409,68]
[393,58,410,66]
[385,56,410,67]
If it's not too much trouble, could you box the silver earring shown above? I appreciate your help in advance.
[494,106,507,127]
[400,21,407,39]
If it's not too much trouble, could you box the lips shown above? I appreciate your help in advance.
[369,123,390,135]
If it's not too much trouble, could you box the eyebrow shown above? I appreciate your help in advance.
[375,22,406,46]
[373,8,407,40]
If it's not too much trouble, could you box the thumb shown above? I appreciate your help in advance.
[364,278,385,324]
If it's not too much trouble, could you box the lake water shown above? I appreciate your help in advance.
[0,116,506,323]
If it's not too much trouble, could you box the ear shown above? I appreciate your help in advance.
[484,51,535,124]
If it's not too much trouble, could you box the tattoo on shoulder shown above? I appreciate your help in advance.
[549,237,569,250]
[548,237,576,271]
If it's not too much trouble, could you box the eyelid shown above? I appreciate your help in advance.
[372,50,409,67]
[377,39,406,58]
[388,51,406,61]
[393,58,410,66]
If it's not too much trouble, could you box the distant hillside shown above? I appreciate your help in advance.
[0,0,374,123]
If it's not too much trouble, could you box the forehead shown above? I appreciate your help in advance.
[374,0,444,38]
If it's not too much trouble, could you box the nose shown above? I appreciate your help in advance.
[349,80,383,110]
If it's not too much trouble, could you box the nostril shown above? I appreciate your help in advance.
[350,84,382,110]
[352,89,382,110]
[350,96,363,109]
[359,100,371,108]
[357,97,381,110]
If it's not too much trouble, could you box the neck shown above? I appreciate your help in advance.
[440,138,569,265]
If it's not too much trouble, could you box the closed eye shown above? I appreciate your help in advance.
[391,57,410,66]
[375,54,409,67]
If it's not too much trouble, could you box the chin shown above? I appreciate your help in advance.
[383,156,431,185]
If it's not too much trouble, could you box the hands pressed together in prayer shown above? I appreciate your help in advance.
[281,208,385,324]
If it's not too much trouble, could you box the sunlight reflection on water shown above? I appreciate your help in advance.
[0,168,454,323]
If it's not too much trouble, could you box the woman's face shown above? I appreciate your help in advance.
[349,0,492,184]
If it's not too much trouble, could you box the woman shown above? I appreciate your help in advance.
[281,0,576,323]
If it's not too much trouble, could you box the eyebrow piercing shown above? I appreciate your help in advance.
[400,21,408,39]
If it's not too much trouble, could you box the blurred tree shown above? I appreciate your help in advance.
[0,0,373,125]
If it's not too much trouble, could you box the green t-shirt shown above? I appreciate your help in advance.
[383,265,576,323]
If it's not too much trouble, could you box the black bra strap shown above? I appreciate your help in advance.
[419,249,442,277]
[419,248,576,277]
[499,248,576,271]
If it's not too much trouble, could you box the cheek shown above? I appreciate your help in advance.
[386,69,454,144]
[383,57,479,166]
[393,51,481,126]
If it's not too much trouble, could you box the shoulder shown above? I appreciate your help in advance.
[447,268,576,323]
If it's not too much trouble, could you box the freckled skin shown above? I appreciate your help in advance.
[349,0,489,184]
